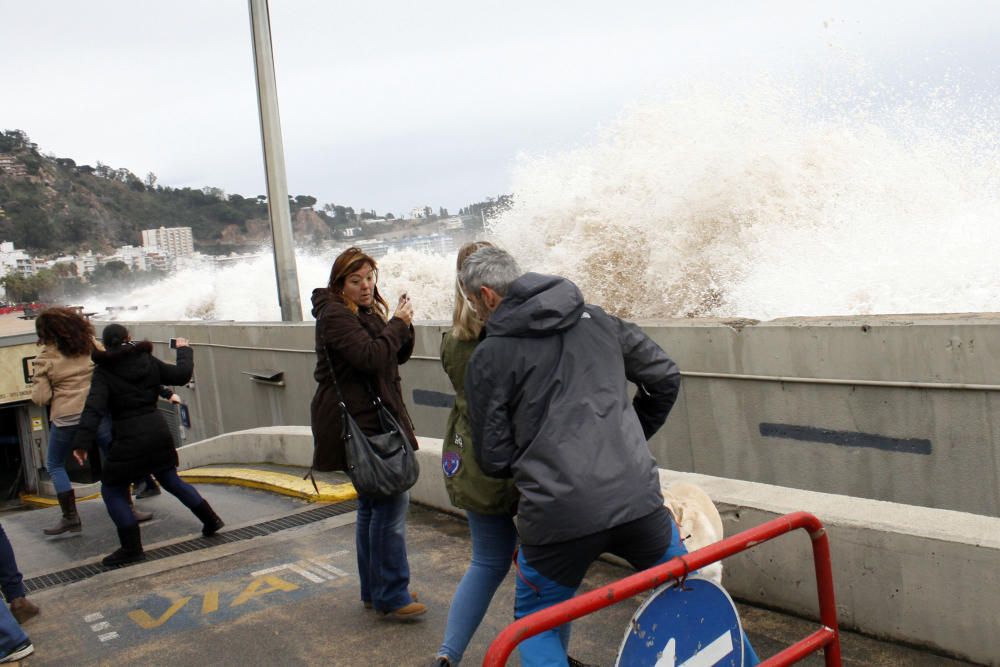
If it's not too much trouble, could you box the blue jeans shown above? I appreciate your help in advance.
[0,524,24,602]
[0,525,28,654]
[514,514,760,667]
[0,601,27,656]
[102,467,204,529]
[356,491,413,612]
[47,415,112,494]
[438,511,518,664]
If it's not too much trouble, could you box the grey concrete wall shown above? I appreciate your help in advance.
[174,428,1000,665]
[123,314,1000,517]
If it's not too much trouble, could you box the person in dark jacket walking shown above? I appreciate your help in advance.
[431,242,519,667]
[0,527,34,662]
[72,324,224,567]
[0,524,38,626]
[310,247,425,620]
[461,247,758,666]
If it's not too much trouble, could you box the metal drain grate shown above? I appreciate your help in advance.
[23,499,358,594]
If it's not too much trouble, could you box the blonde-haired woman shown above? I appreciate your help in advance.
[310,247,424,620]
[432,241,518,667]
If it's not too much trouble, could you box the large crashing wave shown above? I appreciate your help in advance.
[83,248,455,322]
[87,82,1000,322]
[491,83,1000,319]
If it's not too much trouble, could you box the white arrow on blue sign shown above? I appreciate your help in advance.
[615,576,744,667]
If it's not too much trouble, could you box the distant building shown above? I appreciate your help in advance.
[35,252,102,278]
[112,245,147,271]
[0,242,34,277]
[394,234,456,255]
[143,251,171,272]
[141,226,194,257]
[75,251,98,276]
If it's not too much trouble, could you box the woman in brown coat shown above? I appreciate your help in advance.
[310,247,424,620]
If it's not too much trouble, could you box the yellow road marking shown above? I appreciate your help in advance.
[202,590,219,615]
[177,467,356,503]
[129,596,193,629]
[231,575,298,607]
[21,492,101,507]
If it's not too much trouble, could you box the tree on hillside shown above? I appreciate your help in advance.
[89,260,130,287]
[0,130,31,152]
[460,194,514,221]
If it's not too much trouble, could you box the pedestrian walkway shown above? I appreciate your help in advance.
[0,479,977,666]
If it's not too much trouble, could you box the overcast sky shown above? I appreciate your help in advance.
[2,1,998,216]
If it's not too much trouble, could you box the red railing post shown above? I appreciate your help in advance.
[483,511,841,666]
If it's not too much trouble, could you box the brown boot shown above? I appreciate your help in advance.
[9,597,39,625]
[128,496,153,523]
[383,601,426,620]
[43,490,81,535]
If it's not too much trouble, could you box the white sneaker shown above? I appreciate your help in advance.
[0,639,34,663]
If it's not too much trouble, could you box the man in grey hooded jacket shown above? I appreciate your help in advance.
[461,247,684,666]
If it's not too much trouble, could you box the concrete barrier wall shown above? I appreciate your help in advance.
[125,315,1000,516]
[175,428,1000,665]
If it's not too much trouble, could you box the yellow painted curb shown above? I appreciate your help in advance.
[21,492,101,508]
[178,467,357,503]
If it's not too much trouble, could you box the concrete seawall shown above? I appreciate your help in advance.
[128,315,1000,517]
[176,428,1000,665]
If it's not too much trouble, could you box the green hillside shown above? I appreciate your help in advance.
[0,129,339,254]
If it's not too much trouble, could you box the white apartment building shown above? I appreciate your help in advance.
[0,242,34,277]
[113,245,150,271]
[76,251,98,275]
[141,226,194,257]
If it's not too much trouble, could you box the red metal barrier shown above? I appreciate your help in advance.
[483,511,841,666]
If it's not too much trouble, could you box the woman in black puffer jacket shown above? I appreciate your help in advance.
[73,324,224,566]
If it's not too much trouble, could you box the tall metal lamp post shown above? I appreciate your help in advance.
[248,0,302,322]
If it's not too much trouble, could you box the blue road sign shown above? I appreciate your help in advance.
[616,576,743,667]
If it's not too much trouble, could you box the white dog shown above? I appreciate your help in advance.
[661,482,724,585]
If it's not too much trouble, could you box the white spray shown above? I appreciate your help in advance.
[85,82,1000,322]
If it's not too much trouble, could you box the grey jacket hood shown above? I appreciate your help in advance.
[466,273,682,545]
[486,273,584,338]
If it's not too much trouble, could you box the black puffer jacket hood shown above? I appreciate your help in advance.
[73,341,194,485]
[485,273,584,338]
[92,340,156,382]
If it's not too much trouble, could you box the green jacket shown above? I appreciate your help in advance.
[440,332,518,515]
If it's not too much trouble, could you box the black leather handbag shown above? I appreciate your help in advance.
[324,348,419,499]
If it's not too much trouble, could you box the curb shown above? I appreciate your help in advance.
[21,492,101,508]
[178,466,357,503]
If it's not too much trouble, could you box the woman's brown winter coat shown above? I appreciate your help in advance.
[310,288,417,472]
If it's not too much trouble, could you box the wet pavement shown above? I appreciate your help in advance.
[1,485,979,666]
[3,485,314,576]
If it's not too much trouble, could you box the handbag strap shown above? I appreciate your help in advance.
[322,345,385,409]
[318,302,388,408]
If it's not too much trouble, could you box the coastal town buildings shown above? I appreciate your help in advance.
[141,226,194,258]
